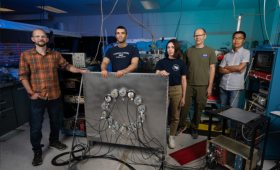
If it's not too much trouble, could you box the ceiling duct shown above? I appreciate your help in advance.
[54,22,69,31]
[0,19,81,38]
[1,12,54,21]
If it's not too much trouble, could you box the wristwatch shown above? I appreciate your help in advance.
[28,91,35,97]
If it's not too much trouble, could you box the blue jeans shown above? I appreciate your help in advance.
[29,96,62,153]
[219,88,241,129]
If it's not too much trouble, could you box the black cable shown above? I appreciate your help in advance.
[152,0,175,14]
[43,0,45,26]
[52,149,136,170]
[244,117,279,142]
[159,161,164,170]
[40,0,42,26]
[116,99,163,166]
[174,0,183,38]
[52,128,137,169]
[241,5,280,16]
[127,0,155,43]
[258,0,265,41]
[56,91,209,170]
[51,146,85,166]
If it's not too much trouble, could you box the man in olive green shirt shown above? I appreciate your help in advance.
[177,28,217,139]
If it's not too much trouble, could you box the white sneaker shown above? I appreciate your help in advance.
[168,136,176,149]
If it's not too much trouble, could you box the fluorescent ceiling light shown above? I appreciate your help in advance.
[0,8,15,12]
[140,1,160,10]
[36,6,67,13]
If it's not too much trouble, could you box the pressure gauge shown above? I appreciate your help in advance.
[138,105,146,114]
[136,120,142,128]
[138,114,145,123]
[107,117,113,127]
[120,125,127,135]
[101,102,109,110]
[101,110,108,119]
[136,114,145,128]
[119,87,127,97]
[104,94,112,103]
[127,90,135,100]
[111,89,118,99]
[113,122,119,131]
[128,123,136,132]
[134,95,142,105]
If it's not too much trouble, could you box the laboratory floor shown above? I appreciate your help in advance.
[0,113,276,170]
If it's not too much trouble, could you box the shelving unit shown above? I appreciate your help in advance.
[206,106,270,170]
[244,48,280,159]
[211,135,258,170]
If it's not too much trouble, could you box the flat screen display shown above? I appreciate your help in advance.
[256,54,269,68]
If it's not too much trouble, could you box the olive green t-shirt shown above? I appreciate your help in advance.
[181,45,217,86]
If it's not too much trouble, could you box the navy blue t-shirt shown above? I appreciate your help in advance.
[105,45,140,72]
[155,58,187,86]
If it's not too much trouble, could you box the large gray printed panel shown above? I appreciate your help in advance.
[83,72,168,150]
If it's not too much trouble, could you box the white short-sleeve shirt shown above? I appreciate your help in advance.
[219,47,250,90]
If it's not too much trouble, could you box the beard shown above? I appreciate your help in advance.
[117,38,126,43]
[35,41,47,47]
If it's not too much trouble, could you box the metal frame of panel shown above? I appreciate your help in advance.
[83,72,168,153]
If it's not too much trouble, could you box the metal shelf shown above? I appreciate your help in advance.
[210,135,258,160]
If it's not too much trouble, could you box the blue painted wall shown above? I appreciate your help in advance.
[267,0,280,44]
[20,1,279,49]
[251,0,279,45]
[141,9,256,49]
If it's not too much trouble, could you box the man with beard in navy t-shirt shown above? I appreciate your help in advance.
[101,26,139,78]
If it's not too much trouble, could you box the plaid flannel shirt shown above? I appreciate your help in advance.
[18,47,71,100]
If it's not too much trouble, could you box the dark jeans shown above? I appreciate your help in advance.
[29,96,62,153]
[220,88,240,108]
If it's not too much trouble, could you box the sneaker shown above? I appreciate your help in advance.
[32,151,43,166]
[190,129,198,139]
[49,141,67,151]
[168,136,176,149]
[214,123,223,131]
[175,127,186,136]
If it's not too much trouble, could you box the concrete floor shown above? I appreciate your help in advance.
[0,113,277,170]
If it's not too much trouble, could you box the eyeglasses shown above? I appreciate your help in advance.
[233,37,244,40]
[194,34,205,38]
[33,36,48,39]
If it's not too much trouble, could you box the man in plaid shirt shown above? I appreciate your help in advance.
[18,29,89,166]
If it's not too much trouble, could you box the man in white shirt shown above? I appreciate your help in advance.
[214,31,250,133]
